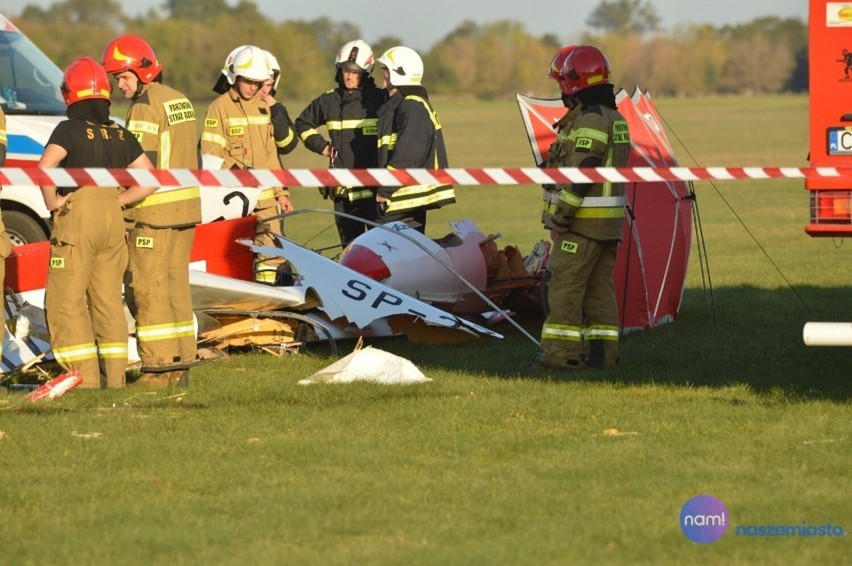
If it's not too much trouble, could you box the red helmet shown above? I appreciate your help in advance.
[60,57,111,106]
[102,34,162,84]
[548,45,578,94]
[560,45,612,95]
[548,45,577,81]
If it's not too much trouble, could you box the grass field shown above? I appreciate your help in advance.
[1,94,850,564]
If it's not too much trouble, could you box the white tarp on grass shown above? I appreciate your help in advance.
[299,346,431,385]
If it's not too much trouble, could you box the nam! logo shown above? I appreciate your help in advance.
[680,494,729,544]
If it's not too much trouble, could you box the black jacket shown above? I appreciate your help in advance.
[376,86,454,213]
[295,78,386,169]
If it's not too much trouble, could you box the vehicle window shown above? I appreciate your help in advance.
[0,30,65,115]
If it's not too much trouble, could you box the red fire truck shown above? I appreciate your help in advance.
[806,0,852,236]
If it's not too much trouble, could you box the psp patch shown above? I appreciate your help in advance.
[49,257,65,269]
[204,118,218,128]
[561,240,579,254]
[575,137,593,152]
[135,236,155,249]
[228,126,245,137]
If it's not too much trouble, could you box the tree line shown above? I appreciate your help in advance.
[13,0,807,102]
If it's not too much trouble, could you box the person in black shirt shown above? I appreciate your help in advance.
[38,57,155,389]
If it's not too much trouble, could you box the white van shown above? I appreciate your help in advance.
[0,13,62,245]
[0,13,263,246]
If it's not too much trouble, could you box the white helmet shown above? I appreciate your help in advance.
[336,39,374,73]
[226,45,272,84]
[221,45,246,76]
[212,45,246,93]
[263,50,281,93]
[377,46,423,87]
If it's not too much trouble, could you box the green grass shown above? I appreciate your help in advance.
[2,94,850,565]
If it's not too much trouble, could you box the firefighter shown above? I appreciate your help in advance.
[295,39,387,247]
[201,45,292,284]
[0,106,13,358]
[37,57,157,389]
[528,45,631,372]
[102,34,202,388]
[258,50,300,159]
[213,47,300,162]
[375,46,454,233]
[539,46,581,320]
[541,45,580,227]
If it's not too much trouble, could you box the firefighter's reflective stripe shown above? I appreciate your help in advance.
[347,188,373,201]
[137,320,195,342]
[223,116,270,127]
[405,96,442,130]
[382,182,456,214]
[201,131,228,148]
[541,323,583,342]
[571,126,609,146]
[584,325,619,341]
[327,187,374,201]
[574,196,626,219]
[544,189,559,216]
[557,191,625,218]
[299,127,320,142]
[600,121,629,197]
[135,186,201,208]
[0,129,6,144]
[327,118,378,131]
[559,191,584,207]
[255,259,278,283]
[160,130,171,169]
[275,128,295,148]
[127,120,160,136]
[378,132,397,150]
[98,342,129,359]
[259,188,277,200]
[53,343,98,363]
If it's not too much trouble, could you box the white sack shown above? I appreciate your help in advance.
[299,346,431,385]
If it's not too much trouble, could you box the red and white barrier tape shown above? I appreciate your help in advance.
[0,166,847,188]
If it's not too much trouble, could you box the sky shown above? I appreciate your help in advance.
[0,0,809,51]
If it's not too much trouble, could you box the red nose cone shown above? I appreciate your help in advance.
[339,245,391,281]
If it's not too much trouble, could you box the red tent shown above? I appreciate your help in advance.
[516,88,693,331]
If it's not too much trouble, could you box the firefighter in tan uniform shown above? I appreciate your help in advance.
[38,58,156,388]
[529,46,630,372]
[212,47,300,163]
[102,35,201,388]
[0,107,13,358]
[200,45,292,284]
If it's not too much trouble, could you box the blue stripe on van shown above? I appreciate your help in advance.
[7,134,45,155]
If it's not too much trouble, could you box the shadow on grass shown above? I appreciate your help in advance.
[343,285,851,403]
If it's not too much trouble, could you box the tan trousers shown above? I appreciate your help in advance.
[125,225,197,371]
[45,188,129,388]
[540,233,620,367]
